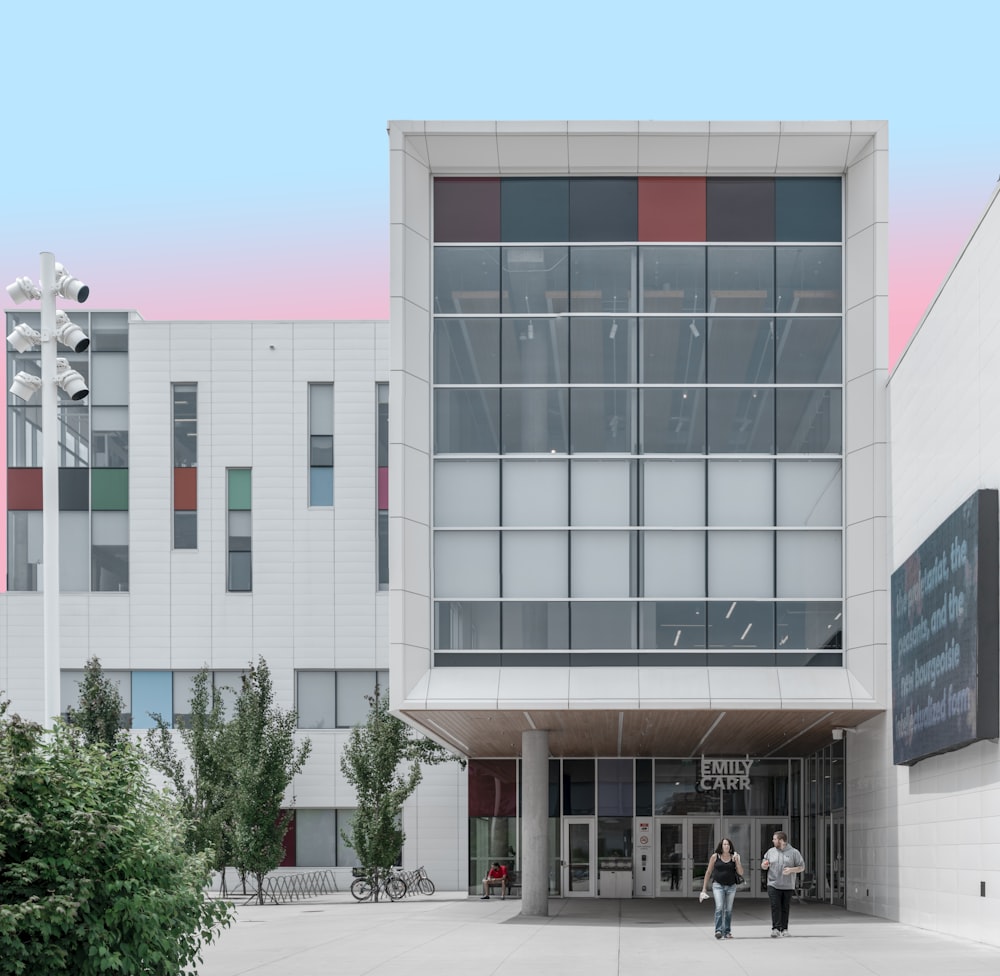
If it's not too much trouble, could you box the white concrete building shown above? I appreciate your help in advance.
[0,313,465,888]
[388,121,889,911]
[882,184,1000,942]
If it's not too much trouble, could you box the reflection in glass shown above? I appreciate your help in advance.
[568,822,592,892]
[570,389,634,453]
[501,317,567,383]
[707,247,774,313]
[706,318,774,383]
[655,759,717,815]
[639,601,706,649]
[434,389,500,453]
[659,821,683,894]
[434,318,500,384]
[706,389,774,453]
[569,318,636,384]
[775,317,842,383]
[776,460,841,526]
[563,759,596,815]
[435,601,501,649]
[776,389,841,453]
[434,247,501,314]
[640,246,705,312]
[776,601,843,650]
[569,247,636,313]
[502,602,569,649]
[641,318,705,383]
[775,247,841,313]
[707,601,774,649]
[501,246,568,314]
[598,760,634,816]
[570,602,635,649]
[501,389,568,453]
[642,389,705,454]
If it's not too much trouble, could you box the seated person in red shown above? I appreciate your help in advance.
[480,861,508,899]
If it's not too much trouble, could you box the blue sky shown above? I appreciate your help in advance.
[2,0,998,360]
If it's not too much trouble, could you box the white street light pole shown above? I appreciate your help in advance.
[40,252,61,726]
[6,251,90,726]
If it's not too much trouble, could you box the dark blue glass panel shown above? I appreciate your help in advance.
[706,179,775,241]
[569,179,637,241]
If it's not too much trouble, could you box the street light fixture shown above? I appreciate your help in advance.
[5,252,91,725]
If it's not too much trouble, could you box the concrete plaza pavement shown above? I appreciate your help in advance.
[198,892,1000,976]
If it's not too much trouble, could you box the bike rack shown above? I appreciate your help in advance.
[241,869,341,906]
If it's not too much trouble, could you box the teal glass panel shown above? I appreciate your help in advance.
[228,468,251,510]
[90,468,128,510]
[501,178,569,242]
[775,178,842,242]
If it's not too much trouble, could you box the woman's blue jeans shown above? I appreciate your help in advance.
[712,882,736,935]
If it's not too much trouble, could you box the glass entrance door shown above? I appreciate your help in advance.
[657,819,684,896]
[563,818,595,897]
[827,813,845,906]
[655,818,717,896]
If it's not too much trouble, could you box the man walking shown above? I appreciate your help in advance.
[760,831,805,937]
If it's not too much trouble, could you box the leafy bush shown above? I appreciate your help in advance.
[0,699,232,975]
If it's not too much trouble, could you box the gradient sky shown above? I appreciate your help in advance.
[2,1,998,584]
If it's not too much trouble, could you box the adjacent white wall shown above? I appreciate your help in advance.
[857,185,1000,943]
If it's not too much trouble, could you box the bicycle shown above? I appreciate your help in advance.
[350,868,406,902]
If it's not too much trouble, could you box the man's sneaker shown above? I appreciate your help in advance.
[715,931,723,939]
[780,930,789,937]
[770,928,779,938]
[480,895,489,900]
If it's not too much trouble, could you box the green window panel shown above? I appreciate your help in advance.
[91,468,128,510]
[228,468,251,510]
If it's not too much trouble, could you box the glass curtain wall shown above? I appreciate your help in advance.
[431,178,843,666]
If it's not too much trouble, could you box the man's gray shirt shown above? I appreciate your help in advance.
[762,845,804,890]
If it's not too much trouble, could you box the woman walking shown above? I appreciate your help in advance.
[700,838,744,939]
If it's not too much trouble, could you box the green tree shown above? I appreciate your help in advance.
[144,668,236,890]
[229,659,311,903]
[0,697,232,975]
[65,655,124,751]
[339,684,462,899]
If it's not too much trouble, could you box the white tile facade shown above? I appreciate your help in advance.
[870,186,1000,943]
[0,316,465,883]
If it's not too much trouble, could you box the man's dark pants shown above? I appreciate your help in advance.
[767,886,793,931]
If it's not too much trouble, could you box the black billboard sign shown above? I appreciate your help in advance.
[891,489,999,765]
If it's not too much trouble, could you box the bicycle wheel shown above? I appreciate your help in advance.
[351,877,374,901]
[384,876,407,901]
[418,877,435,895]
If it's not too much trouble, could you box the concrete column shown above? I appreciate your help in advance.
[520,729,549,917]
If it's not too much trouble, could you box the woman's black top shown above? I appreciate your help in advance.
[712,857,739,886]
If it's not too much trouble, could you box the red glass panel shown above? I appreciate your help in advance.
[7,468,42,510]
[378,466,388,510]
[174,467,197,511]
[279,809,296,867]
[639,177,706,241]
[468,758,517,817]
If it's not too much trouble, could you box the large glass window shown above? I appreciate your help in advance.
[431,179,844,666]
